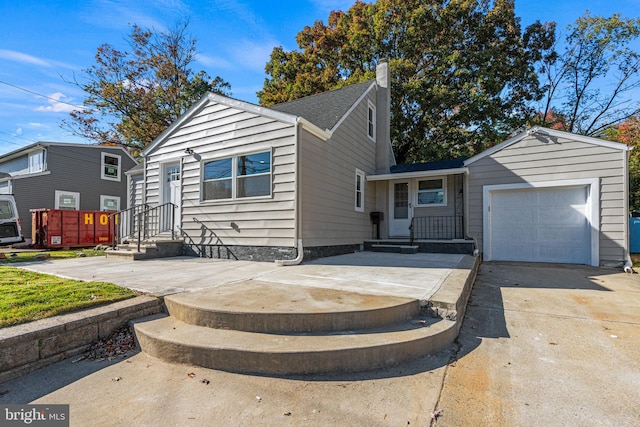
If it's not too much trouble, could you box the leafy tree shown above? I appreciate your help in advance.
[63,21,231,154]
[533,13,640,136]
[603,116,640,210]
[258,0,554,163]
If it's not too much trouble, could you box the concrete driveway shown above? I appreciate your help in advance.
[2,261,639,426]
[436,262,640,426]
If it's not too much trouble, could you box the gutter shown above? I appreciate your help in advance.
[624,146,635,272]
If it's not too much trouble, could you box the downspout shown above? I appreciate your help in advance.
[275,122,304,266]
[624,146,634,272]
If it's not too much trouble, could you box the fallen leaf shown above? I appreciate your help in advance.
[284,412,292,416]
[187,372,196,378]
[549,342,558,345]
[200,379,210,385]
[112,376,122,382]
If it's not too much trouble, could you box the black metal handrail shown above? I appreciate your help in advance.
[109,202,176,251]
[410,215,464,245]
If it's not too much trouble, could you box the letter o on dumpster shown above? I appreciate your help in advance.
[100,214,108,225]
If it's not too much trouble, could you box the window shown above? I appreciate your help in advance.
[355,169,365,212]
[100,195,120,211]
[0,180,10,194]
[417,178,446,206]
[202,151,271,201]
[367,101,376,141]
[101,153,121,182]
[28,149,46,173]
[55,190,80,210]
[0,200,14,220]
[203,157,232,200]
[237,152,271,198]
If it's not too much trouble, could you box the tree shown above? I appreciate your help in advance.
[533,13,640,136]
[63,21,231,154]
[258,0,555,163]
[603,116,640,211]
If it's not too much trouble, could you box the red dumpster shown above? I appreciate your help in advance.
[31,209,116,249]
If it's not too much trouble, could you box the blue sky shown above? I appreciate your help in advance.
[1,0,639,155]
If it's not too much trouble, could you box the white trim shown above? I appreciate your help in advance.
[28,149,46,173]
[465,127,631,166]
[144,92,304,156]
[367,100,376,142]
[355,169,365,212]
[100,195,121,211]
[482,178,600,266]
[367,167,468,181]
[54,190,80,210]
[101,152,122,182]
[329,81,377,134]
[200,149,273,202]
[415,176,447,207]
[297,117,330,141]
[0,142,136,164]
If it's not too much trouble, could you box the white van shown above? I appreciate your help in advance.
[0,195,23,245]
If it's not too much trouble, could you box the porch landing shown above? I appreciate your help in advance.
[364,239,475,255]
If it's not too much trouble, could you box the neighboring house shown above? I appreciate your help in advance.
[129,59,630,267]
[368,127,631,267]
[0,142,137,240]
[135,61,394,261]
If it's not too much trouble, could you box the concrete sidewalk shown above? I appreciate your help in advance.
[18,252,465,300]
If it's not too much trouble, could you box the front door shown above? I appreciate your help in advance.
[162,163,181,233]
[389,180,412,237]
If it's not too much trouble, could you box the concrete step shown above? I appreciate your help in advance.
[105,239,183,260]
[132,314,457,375]
[164,280,420,333]
[371,244,419,254]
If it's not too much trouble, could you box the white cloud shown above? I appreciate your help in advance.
[228,39,277,72]
[34,92,81,113]
[0,49,52,67]
[196,53,234,70]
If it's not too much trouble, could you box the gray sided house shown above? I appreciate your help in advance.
[137,62,395,261]
[368,127,631,267]
[0,142,137,239]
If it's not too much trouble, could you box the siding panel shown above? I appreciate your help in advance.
[144,99,297,248]
[467,134,627,266]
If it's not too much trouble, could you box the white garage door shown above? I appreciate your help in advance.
[487,186,591,264]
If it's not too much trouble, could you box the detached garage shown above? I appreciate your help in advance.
[465,128,631,267]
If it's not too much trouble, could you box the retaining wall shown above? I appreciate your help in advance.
[0,296,163,383]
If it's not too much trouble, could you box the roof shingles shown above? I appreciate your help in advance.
[269,80,374,131]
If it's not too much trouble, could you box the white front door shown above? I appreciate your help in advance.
[162,163,181,232]
[389,180,412,237]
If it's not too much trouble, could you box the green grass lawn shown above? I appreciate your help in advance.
[0,250,136,328]
[1,248,105,263]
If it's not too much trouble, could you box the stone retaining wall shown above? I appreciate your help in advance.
[0,296,163,384]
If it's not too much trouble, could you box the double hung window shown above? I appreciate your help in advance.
[203,151,271,201]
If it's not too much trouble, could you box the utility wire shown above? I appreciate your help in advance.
[0,130,37,143]
[0,80,84,108]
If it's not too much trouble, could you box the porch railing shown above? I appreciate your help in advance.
[110,202,176,251]
[410,215,464,244]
